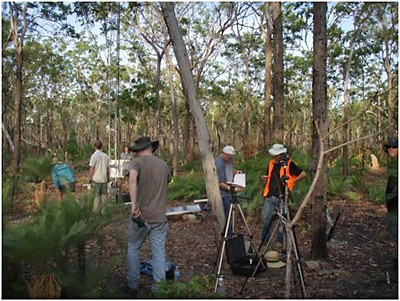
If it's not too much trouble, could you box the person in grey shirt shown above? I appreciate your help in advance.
[121,146,133,179]
[215,146,243,233]
[125,136,171,295]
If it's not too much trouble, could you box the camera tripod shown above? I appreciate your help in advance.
[240,162,307,298]
[214,185,265,293]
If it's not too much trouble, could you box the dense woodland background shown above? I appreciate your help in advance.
[2,2,398,299]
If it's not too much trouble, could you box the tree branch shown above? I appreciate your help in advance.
[324,126,389,155]
[290,122,324,227]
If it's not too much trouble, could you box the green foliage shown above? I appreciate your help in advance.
[65,129,79,163]
[349,174,364,191]
[21,153,53,183]
[168,171,206,201]
[327,176,352,197]
[367,184,386,205]
[3,193,127,298]
[155,276,221,299]
[236,157,266,212]
[179,160,203,173]
[55,255,124,298]
[2,178,15,214]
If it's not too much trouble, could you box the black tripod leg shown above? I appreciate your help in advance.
[240,216,280,294]
[214,202,235,292]
[289,228,307,299]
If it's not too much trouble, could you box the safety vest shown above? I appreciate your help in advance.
[262,159,296,197]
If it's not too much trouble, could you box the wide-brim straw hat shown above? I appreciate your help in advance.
[129,136,159,152]
[266,250,286,269]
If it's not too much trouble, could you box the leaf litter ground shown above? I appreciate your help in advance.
[8,170,398,299]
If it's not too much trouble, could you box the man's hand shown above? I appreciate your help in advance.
[132,205,141,218]
[261,175,268,181]
[234,170,243,174]
[234,186,245,193]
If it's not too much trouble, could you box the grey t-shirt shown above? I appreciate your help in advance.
[215,154,234,198]
[120,152,133,171]
[130,155,171,223]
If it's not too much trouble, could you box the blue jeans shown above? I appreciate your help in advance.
[261,196,283,244]
[222,196,233,236]
[127,220,167,292]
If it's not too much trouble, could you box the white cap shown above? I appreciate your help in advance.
[268,144,287,156]
[222,145,236,157]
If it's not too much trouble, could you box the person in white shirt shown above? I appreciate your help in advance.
[88,140,111,210]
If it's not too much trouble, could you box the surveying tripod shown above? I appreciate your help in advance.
[214,185,265,293]
[240,159,307,298]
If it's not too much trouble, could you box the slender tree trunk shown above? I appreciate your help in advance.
[262,3,273,150]
[165,44,180,176]
[10,2,28,200]
[183,109,196,162]
[161,2,225,240]
[378,4,395,132]
[271,2,284,143]
[311,2,328,259]
[153,54,162,138]
[235,26,251,160]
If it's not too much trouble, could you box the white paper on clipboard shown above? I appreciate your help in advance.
[226,173,246,188]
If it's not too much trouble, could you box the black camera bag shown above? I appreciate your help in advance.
[225,234,266,277]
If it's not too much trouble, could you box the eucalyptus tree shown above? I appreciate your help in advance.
[375,2,398,135]
[171,2,249,161]
[160,2,226,240]
[8,2,28,188]
[311,1,328,260]
[258,3,273,149]
[271,2,284,143]
[4,2,74,200]
[282,2,313,150]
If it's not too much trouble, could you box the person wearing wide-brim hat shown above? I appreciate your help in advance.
[125,136,171,294]
[260,144,306,249]
[129,136,159,153]
[384,138,398,241]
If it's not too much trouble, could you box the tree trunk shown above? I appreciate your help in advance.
[10,2,28,200]
[378,5,395,132]
[153,53,162,139]
[165,44,180,176]
[271,2,284,143]
[262,3,273,150]
[161,2,225,240]
[311,2,328,259]
[183,108,196,162]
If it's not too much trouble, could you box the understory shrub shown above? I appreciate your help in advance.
[21,153,53,183]
[367,184,386,205]
[179,160,203,173]
[3,193,126,298]
[168,171,206,202]
[155,275,221,299]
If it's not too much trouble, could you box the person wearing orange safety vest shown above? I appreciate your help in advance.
[261,144,306,246]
